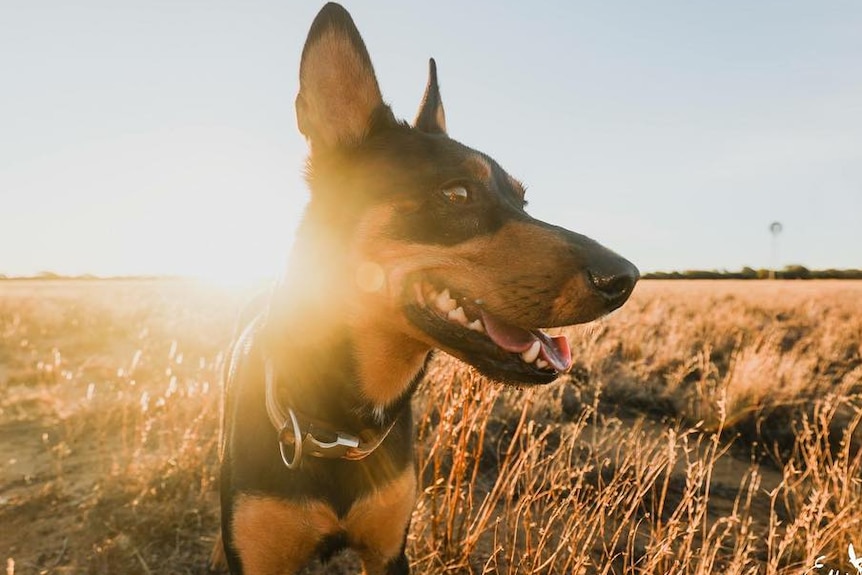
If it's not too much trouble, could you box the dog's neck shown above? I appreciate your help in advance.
[350,322,431,415]
[265,214,430,426]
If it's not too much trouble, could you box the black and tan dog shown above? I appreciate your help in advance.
[214,3,638,574]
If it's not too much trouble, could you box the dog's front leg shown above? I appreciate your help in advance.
[345,468,416,575]
[229,494,341,575]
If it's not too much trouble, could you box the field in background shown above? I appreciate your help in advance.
[1,279,861,574]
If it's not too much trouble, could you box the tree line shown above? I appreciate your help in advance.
[643,266,862,280]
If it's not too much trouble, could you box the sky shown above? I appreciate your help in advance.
[1,1,860,281]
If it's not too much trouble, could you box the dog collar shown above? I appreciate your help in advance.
[264,359,396,469]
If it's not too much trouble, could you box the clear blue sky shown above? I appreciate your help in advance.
[1,1,860,279]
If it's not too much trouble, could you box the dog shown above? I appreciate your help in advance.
[212,3,638,574]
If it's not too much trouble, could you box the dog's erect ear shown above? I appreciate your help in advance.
[296,3,385,149]
[413,58,447,135]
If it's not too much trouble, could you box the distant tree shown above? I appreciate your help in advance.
[783,265,811,280]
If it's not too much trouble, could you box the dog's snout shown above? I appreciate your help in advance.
[587,259,639,308]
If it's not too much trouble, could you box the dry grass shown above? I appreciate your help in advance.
[1,279,861,574]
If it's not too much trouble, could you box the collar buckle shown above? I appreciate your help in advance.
[265,357,391,470]
[277,407,362,469]
[304,424,361,459]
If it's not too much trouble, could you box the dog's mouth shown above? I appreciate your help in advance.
[403,279,572,385]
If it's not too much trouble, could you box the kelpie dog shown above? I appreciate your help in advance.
[214,3,638,574]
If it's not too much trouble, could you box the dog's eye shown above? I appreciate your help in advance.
[441,186,470,205]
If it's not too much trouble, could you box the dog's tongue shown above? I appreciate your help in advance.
[534,330,572,372]
[480,309,534,352]
[480,310,573,372]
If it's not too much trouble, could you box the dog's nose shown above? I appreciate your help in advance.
[587,259,639,308]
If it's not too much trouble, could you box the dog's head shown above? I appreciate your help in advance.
[288,3,638,388]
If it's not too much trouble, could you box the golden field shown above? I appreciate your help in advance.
[1,279,861,574]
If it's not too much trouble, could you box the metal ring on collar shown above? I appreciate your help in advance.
[278,407,303,470]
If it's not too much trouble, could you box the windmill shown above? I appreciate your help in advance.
[769,221,783,279]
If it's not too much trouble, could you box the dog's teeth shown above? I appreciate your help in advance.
[467,319,485,333]
[413,283,426,306]
[536,358,549,369]
[520,340,541,363]
[447,306,468,326]
[435,288,457,313]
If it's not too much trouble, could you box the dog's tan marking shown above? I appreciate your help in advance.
[472,220,606,324]
[463,155,492,183]
[507,173,527,199]
[298,26,382,148]
[350,205,433,406]
[345,467,417,574]
[353,328,431,407]
[232,495,340,575]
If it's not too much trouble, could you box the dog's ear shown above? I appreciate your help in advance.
[296,3,385,149]
[414,58,447,135]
